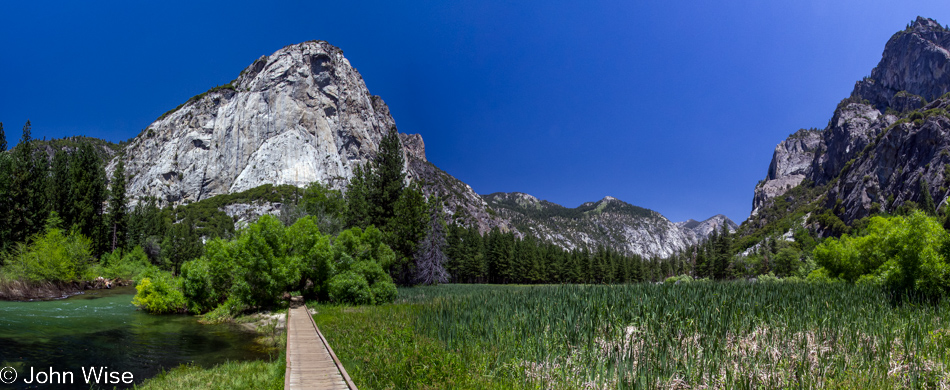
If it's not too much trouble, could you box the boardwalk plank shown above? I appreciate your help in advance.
[284,302,358,390]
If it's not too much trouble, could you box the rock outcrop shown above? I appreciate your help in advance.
[751,129,821,216]
[113,41,398,204]
[109,40,506,231]
[484,192,735,258]
[750,17,950,225]
[852,16,950,112]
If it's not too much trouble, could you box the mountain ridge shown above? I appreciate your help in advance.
[483,191,735,258]
[748,16,950,236]
[103,39,733,257]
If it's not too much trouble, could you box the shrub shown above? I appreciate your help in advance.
[664,274,694,284]
[200,297,243,324]
[132,268,187,314]
[370,279,398,304]
[328,271,373,305]
[5,225,93,283]
[813,211,950,298]
[230,215,303,307]
[756,272,782,283]
[179,258,217,313]
[806,268,843,284]
[93,246,151,280]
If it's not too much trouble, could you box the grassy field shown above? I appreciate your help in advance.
[314,283,950,389]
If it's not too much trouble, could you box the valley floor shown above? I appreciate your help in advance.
[314,283,950,389]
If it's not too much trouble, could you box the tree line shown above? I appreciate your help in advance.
[0,121,131,258]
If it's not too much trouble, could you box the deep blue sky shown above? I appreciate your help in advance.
[2,1,949,223]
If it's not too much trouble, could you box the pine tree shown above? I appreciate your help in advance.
[9,121,50,243]
[127,197,168,263]
[50,149,72,225]
[920,178,936,216]
[0,127,11,254]
[713,222,732,279]
[107,159,128,252]
[69,141,107,256]
[389,185,428,284]
[413,201,449,285]
[345,164,372,228]
[161,214,202,274]
[370,125,405,228]
[0,122,6,151]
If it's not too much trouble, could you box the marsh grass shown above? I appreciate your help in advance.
[134,357,285,390]
[317,283,950,389]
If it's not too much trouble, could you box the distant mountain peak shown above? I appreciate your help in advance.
[910,16,946,33]
[676,215,737,236]
[483,191,733,257]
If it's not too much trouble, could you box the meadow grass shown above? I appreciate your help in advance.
[315,283,950,389]
[134,356,285,390]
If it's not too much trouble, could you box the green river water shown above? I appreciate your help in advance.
[0,287,272,389]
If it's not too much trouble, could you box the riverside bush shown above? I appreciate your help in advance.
[4,224,93,283]
[90,246,151,280]
[328,271,373,305]
[230,215,302,308]
[814,210,950,299]
[132,267,186,314]
[163,215,400,314]
[179,257,217,313]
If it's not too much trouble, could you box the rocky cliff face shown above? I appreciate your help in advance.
[113,41,397,204]
[750,17,950,225]
[484,192,735,258]
[109,41,506,231]
[751,129,821,216]
[853,17,950,112]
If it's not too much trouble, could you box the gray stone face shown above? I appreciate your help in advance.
[852,16,950,112]
[112,41,400,206]
[750,17,950,225]
[109,40,508,231]
[751,129,821,216]
[830,98,950,222]
[810,103,891,185]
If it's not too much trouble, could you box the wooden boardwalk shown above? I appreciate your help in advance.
[285,302,357,390]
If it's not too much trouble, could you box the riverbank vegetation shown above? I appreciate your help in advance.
[318,283,950,389]
[135,357,285,390]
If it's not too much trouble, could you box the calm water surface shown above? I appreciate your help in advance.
[0,287,271,389]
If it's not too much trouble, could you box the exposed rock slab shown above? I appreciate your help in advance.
[109,40,505,231]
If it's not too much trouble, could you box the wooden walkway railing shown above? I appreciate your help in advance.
[285,301,357,390]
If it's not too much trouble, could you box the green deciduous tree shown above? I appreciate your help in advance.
[5,214,94,283]
[814,210,950,299]
[301,181,347,234]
